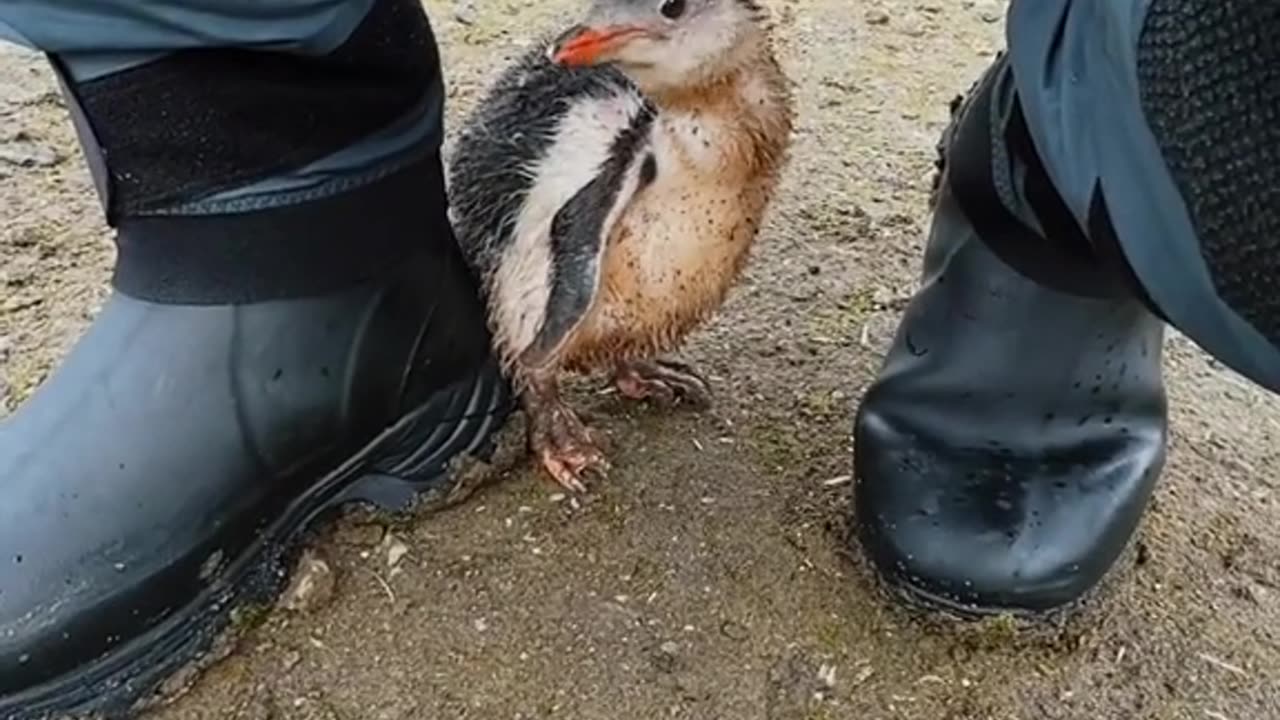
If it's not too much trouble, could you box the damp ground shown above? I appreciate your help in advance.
[1,1,1277,718]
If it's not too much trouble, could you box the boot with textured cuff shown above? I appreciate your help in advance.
[0,153,513,719]
[855,0,1280,618]
[0,4,512,714]
[852,56,1168,616]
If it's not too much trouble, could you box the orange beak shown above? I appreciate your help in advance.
[552,25,648,66]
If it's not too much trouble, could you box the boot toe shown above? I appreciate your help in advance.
[855,406,1162,614]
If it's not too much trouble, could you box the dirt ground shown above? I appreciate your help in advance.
[2,1,1279,718]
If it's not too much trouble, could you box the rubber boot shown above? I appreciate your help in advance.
[852,57,1168,616]
[0,154,513,719]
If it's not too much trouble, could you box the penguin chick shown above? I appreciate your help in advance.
[448,0,794,492]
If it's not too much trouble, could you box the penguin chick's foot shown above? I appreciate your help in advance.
[522,373,610,493]
[613,359,712,410]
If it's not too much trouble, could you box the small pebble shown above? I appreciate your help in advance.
[652,642,680,673]
[0,140,61,168]
[453,0,478,25]
[280,549,335,613]
[977,1,1004,23]
[385,536,410,568]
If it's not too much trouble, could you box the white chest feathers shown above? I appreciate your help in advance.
[488,87,653,364]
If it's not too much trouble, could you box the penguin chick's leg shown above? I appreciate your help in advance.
[612,359,712,410]
[522,369,610,493]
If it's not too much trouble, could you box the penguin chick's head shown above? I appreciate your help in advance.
[550,0,767,93]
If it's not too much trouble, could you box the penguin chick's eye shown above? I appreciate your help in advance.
[660,0,686,20]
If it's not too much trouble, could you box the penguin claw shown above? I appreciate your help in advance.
[613,359,713,410]
[539,445,610,493]
[527,400,610,493]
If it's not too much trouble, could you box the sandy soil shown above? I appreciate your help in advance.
[2,1,1278,718]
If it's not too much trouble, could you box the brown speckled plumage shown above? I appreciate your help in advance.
[563,54,792,372]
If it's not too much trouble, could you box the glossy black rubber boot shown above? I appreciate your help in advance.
[852,62,1169,617]
[0,182,513,719]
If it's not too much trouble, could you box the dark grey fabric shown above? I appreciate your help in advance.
[0,0,373,58]
[1137,0,1280,355]
[0,0,445,216]
[1006,0,1280,393]
[69,0,442,218]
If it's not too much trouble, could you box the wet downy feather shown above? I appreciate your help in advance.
[447,37,658,374]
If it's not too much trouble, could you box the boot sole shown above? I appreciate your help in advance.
[861,529,1141,637]
[1,365,515,720]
